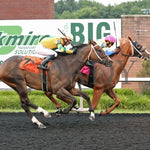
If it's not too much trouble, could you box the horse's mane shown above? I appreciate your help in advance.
[57,52,72,56]
[56,40,97,57]
[119,38,128,47]
[57,43,88,57]
[73,43,88,49]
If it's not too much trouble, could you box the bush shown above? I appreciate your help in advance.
[137,59,150,92]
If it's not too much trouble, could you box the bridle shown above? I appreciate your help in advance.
[87,44,109,62]
[121,39,146,57]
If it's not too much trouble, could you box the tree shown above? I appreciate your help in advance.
[55,0,150,19]
[137,60,150,92]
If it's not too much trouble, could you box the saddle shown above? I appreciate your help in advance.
[19,56,51,92]
[19,56,51,74]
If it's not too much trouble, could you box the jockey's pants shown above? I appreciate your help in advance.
[36,43,58,57]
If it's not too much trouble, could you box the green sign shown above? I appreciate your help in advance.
[0,26,50,55]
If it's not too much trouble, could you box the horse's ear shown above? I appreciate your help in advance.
[89,40,96,45]
[128,36,133,42]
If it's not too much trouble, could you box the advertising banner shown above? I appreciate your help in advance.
[0,19,121,89]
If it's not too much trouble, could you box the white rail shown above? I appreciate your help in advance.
[119,77,150,82]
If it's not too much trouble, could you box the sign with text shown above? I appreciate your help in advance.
[0,19,121,89]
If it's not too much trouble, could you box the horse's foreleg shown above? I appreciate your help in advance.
[92,88,103,109]
[45,92,62,109]
[36,107,51,118]
[100,89,120,115]
[56,95,72,105]
[45,92,72,108]
[45,92,65,115]
[70,88,95,121]
[56,88,77,114]
[45,92,73,115]
[70,88,94,112]
[45,91,63,115]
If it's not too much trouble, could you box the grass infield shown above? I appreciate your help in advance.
[0,88,150,113]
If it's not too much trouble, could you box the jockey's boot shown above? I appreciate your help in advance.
[38,55,55,70]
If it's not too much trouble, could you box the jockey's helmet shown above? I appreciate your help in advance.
[105,35,116,43]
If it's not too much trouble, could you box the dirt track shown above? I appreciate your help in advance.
[0,112,150,150]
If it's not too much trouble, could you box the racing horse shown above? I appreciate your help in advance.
[77,36,150,115]
[0,40,112,128]
[47,36,150,114]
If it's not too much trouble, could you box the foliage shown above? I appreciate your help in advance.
[55,0,150,19]
[1,89,150,112]
[137,59,150,91]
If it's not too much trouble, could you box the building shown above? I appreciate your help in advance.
[0,0,54,19]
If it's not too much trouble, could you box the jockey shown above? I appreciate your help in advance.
[97,35,116,56]
[37,35,74,70]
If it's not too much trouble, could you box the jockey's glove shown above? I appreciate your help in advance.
[73,47,78,54]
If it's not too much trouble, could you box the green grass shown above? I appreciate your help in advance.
[0,88,150,113]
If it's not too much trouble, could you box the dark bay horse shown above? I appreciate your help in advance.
[0,40,112,128]
[48,36,150,114]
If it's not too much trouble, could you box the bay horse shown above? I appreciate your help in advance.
[0,40,112,128]
[47,36,150,115]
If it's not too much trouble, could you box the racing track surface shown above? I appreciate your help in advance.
[0,112,150,150]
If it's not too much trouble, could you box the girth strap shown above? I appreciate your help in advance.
[42,64,48,92]
[86,61,95,88]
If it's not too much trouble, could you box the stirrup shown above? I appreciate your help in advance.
[37,64,48,70]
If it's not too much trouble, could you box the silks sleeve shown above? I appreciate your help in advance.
[105,49,115,56]
[57,39,73,53]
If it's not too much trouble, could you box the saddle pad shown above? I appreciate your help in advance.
[19,56,49,74]
[80,65,90,75]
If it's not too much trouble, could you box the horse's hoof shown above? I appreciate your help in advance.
[44,113,51,118]
[99,111,103,116]
[56,113,62,117]
[89,112,95,121]
[62,108,69,114]
[73,104,79,109]
[38,123,46,129]
[62,111,69,114]
[55,108,62,116]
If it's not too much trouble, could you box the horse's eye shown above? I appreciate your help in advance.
[97,49,101,52]
[137,44,142,50]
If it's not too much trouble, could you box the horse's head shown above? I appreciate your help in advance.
[120,36,150,60]
[88,40,113,67]
[128,36,150,60]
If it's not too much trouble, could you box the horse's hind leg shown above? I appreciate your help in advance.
[11,82,49,128]
[18,90,47,129]
[92,88,103,109]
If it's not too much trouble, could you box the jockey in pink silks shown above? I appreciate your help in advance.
[80,35,116,75]
[96,35,116,56]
